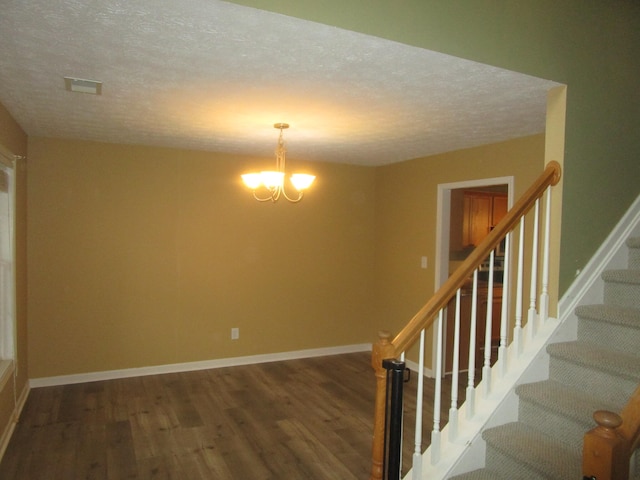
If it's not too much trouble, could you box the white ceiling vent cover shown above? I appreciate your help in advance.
[64,77,102,95]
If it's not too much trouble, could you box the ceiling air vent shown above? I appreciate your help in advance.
[64,77,102,95]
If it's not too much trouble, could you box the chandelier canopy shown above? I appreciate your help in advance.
[241,123,315,203]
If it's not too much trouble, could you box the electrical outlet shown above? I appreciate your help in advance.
[231,327,239,340]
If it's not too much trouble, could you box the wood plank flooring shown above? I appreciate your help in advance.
[0,352,466,479]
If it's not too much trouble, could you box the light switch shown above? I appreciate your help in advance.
[421,256,428,269]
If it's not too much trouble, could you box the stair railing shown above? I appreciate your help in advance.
[583,384,640,480]
[370,161,562,480]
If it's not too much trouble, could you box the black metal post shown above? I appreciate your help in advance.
[383,358,406,480]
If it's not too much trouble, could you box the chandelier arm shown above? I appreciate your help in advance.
[252,189,277,202]
[242,123,313,203]
[281,185,303,203]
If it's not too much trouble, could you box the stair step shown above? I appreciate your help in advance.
[547,341,640,405]
[482,422,581,479]
[603,269,640,309]
[516,379,618,450]
[627,237,640,269]
[449,468,511,480]
[576,304,640,356]
[448,237,640,479]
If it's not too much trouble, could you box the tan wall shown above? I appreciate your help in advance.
[27,137,376,378]
[0,102,28,448]
[27,134,545,378]
[373,134,545,362]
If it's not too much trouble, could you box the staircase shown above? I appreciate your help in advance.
[451,237,640,479]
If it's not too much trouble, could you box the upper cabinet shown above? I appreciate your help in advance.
[462,191,508,248]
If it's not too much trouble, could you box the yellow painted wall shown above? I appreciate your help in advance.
[27,137,376,378]
[374,134,545,360]
[0,102,28,449]
[26,132,543,379]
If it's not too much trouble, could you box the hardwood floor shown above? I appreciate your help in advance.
[0,352,465,479]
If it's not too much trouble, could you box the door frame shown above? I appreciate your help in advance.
[432,175,514,376]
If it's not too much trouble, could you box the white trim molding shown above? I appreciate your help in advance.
[29,343,372,388]
[0,378,28,461]
[558,193,640,322]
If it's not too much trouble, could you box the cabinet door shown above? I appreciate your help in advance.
[492,195,508,227]
[469,195,492,246]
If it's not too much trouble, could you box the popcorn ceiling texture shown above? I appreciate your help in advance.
[0,0,560,166]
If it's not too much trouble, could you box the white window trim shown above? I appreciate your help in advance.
[0,145,17,384]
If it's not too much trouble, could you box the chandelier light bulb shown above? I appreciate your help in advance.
[241,123,316,202]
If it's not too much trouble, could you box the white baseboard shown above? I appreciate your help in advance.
[29,343,373,388]
[405,358,434,378]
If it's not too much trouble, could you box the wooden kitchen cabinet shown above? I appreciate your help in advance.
[492,194,508,226]
[462,191,508,247]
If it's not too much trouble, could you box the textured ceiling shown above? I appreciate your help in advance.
[0,0,561,166]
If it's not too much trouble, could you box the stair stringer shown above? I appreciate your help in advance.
[411,194,640,480]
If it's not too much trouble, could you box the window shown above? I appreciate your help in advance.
[0,156,15,385]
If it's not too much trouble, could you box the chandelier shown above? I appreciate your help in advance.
[241,123,316,203]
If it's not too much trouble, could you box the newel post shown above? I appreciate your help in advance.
[583,410,629,480]
[370,330,396,480]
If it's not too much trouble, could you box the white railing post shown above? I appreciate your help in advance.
[527,199,540,340]
[412,329,425,480]
[540,187,552,323]
[430,310,444,465]
[448,289,461,441]
[514,219,525,355]
[466,269,479,419]
[498,232,510,377]
[482,250,495,398]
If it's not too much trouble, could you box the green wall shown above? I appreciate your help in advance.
[228,0,640,293]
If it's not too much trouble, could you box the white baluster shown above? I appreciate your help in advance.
[449,289,461,440]
[514,219,525,355]
[466,269,479,419]
[498,232,510,377]
[412,329,425,480]
[540,187,552,323]
[527,199,540,339]
[430,309,444,465]
[527,199,540,340]
[482,250,494,398]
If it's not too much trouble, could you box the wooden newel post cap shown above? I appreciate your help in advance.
[593,410,623,430]
[377,330,391,344]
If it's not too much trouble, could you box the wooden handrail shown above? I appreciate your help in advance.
[369,161,561,480]
[392,160,560,357]
[583,384,640,480]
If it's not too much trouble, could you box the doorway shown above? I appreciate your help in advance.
[434,176,514,375]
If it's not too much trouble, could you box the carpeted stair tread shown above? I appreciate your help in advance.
[449,468,511,480]
[482,422,580,479]
[547,341,640,380]
[443,236,640,478]
[626,237,640,249]
[516,379,619,428]
[576,303,640,329]
[576,304,640,356]
[602,269,640,285]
